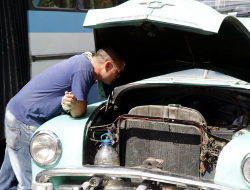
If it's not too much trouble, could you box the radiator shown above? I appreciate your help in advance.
[121,105,204,177]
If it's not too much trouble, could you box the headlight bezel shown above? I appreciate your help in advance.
[30,130,62,166]
[242,152,250,186]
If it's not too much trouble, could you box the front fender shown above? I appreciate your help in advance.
[215,132,250,190]
[31,101,105,181]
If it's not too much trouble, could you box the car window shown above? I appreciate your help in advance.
[78,0,128,10]
[195,0,250,17]
[32,0,73,8]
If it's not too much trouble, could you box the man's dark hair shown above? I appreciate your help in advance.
[94,47,123,67]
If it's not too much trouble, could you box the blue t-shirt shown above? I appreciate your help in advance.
[7,55,94,126]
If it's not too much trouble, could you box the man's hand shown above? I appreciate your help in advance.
[61,91,87,118]
[82,52,92,61]
[61,91,77,111]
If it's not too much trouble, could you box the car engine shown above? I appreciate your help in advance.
[83,84,250,189]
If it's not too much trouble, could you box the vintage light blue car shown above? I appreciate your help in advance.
[30,0,250,189]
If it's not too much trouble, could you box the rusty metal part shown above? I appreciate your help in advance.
[141,157,164,170]
[242,115,250,127]
[199,160,209,173]
[207,126,219,131]
[89,177,103,188]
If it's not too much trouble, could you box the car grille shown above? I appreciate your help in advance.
[121,119,200,177]
[119,105,204,177]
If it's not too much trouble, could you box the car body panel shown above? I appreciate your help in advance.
[98,69,250,98]
[145,0,224,35]
[83,0,152,29]
[215,132,250,189]
[136,69,250,87]
[239,18,250,30]
[84,0,250,35]
[31,80,250,189]
[83,0,250,96]
[31,102,103,181]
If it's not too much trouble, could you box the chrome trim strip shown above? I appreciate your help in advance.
[36,166,236,190]
[241,152,250,186]
[30,130,62,166]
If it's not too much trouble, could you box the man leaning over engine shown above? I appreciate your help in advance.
[0,47,125,190]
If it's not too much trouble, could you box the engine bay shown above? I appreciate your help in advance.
[83,84,250,189]
[102,84,250,137]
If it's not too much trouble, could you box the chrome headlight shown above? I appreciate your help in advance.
[30,130,61,166]
[242,153,250,186]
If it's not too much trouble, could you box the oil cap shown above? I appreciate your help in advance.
[101,133,112,146]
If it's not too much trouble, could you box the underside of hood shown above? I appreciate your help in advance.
[83,0,250,95]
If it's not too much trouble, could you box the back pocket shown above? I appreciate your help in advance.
[6,126,21,150]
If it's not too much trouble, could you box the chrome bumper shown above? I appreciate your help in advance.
[32,181,53,190]
[35,165,236,190]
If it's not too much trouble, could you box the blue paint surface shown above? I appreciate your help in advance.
[27,10,93,33]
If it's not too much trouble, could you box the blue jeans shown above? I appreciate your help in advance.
[0,109,37,190]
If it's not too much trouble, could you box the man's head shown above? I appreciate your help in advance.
[92,47,125,85]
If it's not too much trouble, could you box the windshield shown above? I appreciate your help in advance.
[195,0,250,17]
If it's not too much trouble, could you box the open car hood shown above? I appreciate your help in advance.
[83,0,250,95]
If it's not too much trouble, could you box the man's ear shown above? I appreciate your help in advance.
[104,61,112,72]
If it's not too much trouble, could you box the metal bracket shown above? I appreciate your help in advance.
[141,157,164,169]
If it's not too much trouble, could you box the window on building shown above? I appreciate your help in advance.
[32,0,74,8]
[78,0,127,10]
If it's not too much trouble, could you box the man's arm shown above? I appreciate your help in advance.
[70,101,87,118]
[61,91,87,118]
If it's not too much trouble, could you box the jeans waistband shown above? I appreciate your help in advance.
[6,109,39,131]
